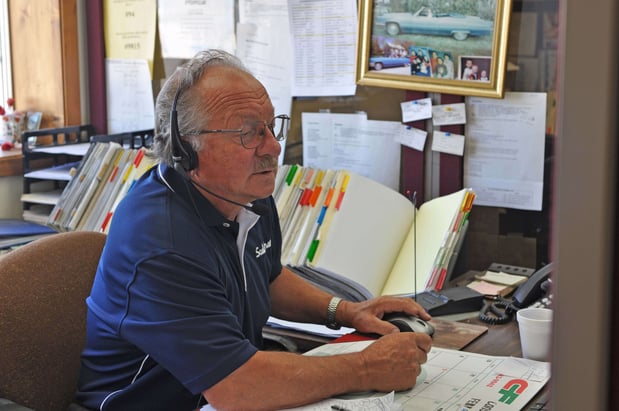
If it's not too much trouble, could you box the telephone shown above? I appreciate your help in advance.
[479,262,553,324]
[510,262,553,310]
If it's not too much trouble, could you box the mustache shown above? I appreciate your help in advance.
[255,156,278,172]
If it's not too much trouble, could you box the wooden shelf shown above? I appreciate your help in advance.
[0,147,23,177]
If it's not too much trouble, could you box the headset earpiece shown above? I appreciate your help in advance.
[170,87,199,172]
[178,139,198,171]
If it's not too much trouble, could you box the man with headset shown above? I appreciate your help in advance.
[76,49,432,411]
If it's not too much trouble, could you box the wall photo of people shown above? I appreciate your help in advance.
[459,56,491,81]
[409,47,455,79]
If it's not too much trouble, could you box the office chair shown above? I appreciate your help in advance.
[0,231,106,411]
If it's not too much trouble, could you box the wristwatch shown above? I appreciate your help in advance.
[326,296,343,330]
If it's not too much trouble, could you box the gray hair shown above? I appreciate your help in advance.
[153,49,250,165]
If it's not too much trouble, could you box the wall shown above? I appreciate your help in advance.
[0,174,21,218]
[550,0,618,409]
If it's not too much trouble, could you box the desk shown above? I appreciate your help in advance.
[264,315,520,356]
[264,268,550,408]
[0,146,22,177]
[459,316,522,356]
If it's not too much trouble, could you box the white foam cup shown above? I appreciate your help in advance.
[516,307,553,361]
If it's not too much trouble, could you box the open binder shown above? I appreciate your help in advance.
[274,165,475,302]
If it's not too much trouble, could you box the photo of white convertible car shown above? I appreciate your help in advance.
[374,6,494,41]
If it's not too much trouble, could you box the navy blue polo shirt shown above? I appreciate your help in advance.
[76,163,282,411]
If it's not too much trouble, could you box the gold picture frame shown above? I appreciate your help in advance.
[356,0,512,98]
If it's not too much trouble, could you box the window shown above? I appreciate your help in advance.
[0,0,12,104]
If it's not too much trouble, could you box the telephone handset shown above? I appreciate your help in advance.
[479,262,553,324]
[510,262,553,310]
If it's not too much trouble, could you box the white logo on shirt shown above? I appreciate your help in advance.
[255,239,272,258]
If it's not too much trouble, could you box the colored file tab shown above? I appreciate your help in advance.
[285,164,298,185]
[307,239,320,262]
[335,173,350,210]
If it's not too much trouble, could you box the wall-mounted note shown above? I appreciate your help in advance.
[431,131,465,156]
[432,102,466,125]
[401,97,433,123]
[395,125,427,152]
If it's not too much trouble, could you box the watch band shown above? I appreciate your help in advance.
[326,296,343,330]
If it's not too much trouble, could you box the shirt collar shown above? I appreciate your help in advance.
[156,163,239,230]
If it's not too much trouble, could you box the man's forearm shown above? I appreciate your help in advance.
[269,267,339,325]
[203,349,366,411]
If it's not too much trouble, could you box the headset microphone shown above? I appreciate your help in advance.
[189,178,269,216]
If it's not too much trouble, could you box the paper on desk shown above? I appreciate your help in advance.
[267,316,355,338]
[304,341,550,411]
[282,391,397,411]
[477,270,528,286]
[467,280,514,297]
[200,392,397,411]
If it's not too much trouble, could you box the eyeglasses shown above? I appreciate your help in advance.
[185,114,290,149]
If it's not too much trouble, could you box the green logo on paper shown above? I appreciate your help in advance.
[499,379,528,404]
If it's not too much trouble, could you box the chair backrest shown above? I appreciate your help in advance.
[0,231,106,411]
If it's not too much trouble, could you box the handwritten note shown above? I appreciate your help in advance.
[401,97,433,123]
[431,130,465,156]
[395,125,427,152]
[432,102,466,125]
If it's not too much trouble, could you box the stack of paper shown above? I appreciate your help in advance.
[274,165,475,301]
[47,142,156,233]
[467,270,529,297]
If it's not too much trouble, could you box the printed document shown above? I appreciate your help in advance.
[288,0,357,96]
[301,113,401,190]
[103,0,157,68]
[464,92,547,211]
[236,0,293,164]
[157,0,235,58]
[105,59,155,134]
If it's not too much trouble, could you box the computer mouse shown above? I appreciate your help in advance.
[382,313,435,337]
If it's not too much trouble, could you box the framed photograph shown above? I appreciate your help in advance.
[26,111,42,131]
[356,0,512,98]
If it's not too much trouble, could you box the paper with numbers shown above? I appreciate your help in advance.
[304,340,550,411]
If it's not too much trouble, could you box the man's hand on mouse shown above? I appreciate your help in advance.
[339,295,431,336]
